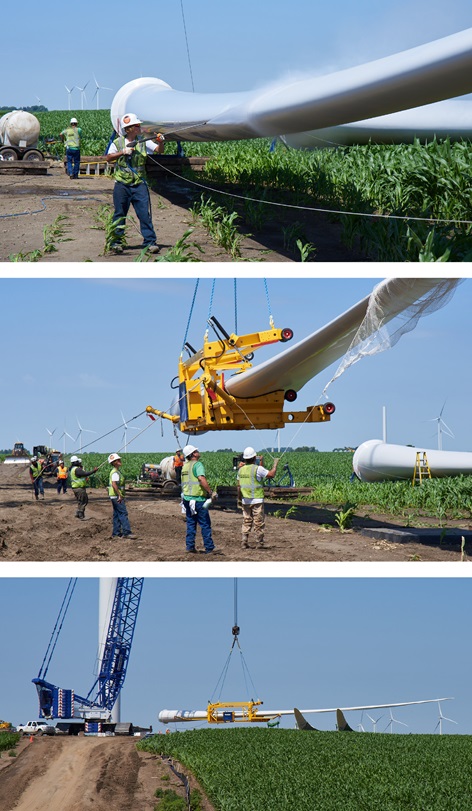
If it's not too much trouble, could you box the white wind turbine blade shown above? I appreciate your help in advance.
[111,28,472,144]
[224,279,456,399]
[159,697,454,724]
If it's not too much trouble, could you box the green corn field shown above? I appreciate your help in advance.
[138,727,472,811]
[66,450,472,520]
[34,110,472,261]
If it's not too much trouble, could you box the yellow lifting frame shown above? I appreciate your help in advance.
[206,700,279,724]
[146,322,334,433]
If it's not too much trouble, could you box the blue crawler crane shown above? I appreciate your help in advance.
[32,578,143,733]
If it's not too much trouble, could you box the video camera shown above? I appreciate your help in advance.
[232,454,263,470]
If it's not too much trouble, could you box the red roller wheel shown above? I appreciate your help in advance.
[284,389,297,402]
[280,327,293,342]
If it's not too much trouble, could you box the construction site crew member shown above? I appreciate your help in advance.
[107,453,136,539]
[29,456,45,501]
[60,118,82,180]
[105,113,165,254]
[70,455,98,520]
[181,445,217,554]
[237,447,279,549]
[56,461,69,495]
[173,449,184,485]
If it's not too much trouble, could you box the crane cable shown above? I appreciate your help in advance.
[37,578,77,680]
[181,278,275,359]
[180,0,195,93]
[210,579,260,703]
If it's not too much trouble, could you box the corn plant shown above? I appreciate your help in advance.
[334,502,357,530]
[9,249,42,262]
[43,214,70,253]
[102,214,127,253]
[135,228,205,262]
[296,239,317,262]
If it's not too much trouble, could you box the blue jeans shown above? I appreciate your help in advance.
[111,498,131,536]
[112,181,157,246]
[184,500,214,552]
[33,477,44,498]
[66,147,80,177]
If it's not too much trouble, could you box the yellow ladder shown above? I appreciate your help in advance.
[412,451,431,485]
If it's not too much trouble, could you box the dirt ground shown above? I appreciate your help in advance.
[0,734,215,811]
[1,464,470,562]
[0,160,367,262]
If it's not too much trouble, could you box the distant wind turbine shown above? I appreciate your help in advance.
[366,713,383,733]
[384,709,408,734]
[75,417,97,453]
[46,427,56,448]
[76,81,89,111]
[434,701,458,735]
[92,75,113,110]
[429,401,455,450]
[120,411,139,452]
[59,429,75,456]
[65,85,75,111]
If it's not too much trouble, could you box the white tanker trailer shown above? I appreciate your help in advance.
[0,111,44,161]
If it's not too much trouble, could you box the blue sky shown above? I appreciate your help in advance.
[4,1,471,111]
[0,276,470,456]
[0,577,469,734]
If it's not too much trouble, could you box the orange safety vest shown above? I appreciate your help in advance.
[57,465,68,479]
[174,454,184,469]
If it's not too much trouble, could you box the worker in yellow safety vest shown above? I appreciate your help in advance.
[60,117,83,179]
[237,447,279,549]
[181,445,218,554]
[70,455,98,520]
[29,456,45,501]
[105,112,165,255]
[107,453,137,540]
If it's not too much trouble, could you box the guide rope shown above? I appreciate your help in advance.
[147,152,472,226]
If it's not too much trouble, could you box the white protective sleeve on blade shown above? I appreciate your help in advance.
[321,278,461,398]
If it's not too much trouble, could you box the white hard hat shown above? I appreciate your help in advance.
[70,117,78,124]
[108,453,121,464]
[70,455,79,463]
[243,446,257,459]
[183,444,198,458]
[121,113,142,129]
[31,456,37,462]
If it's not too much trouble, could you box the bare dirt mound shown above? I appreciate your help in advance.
[0,736,214,811]
[0,162,366,263]
[0,464,469,562]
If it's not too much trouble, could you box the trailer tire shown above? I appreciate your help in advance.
[23,149,44,161]
[0,147,18,161]
[163,480,179,493]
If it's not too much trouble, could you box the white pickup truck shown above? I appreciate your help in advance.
[16,720,55,736]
